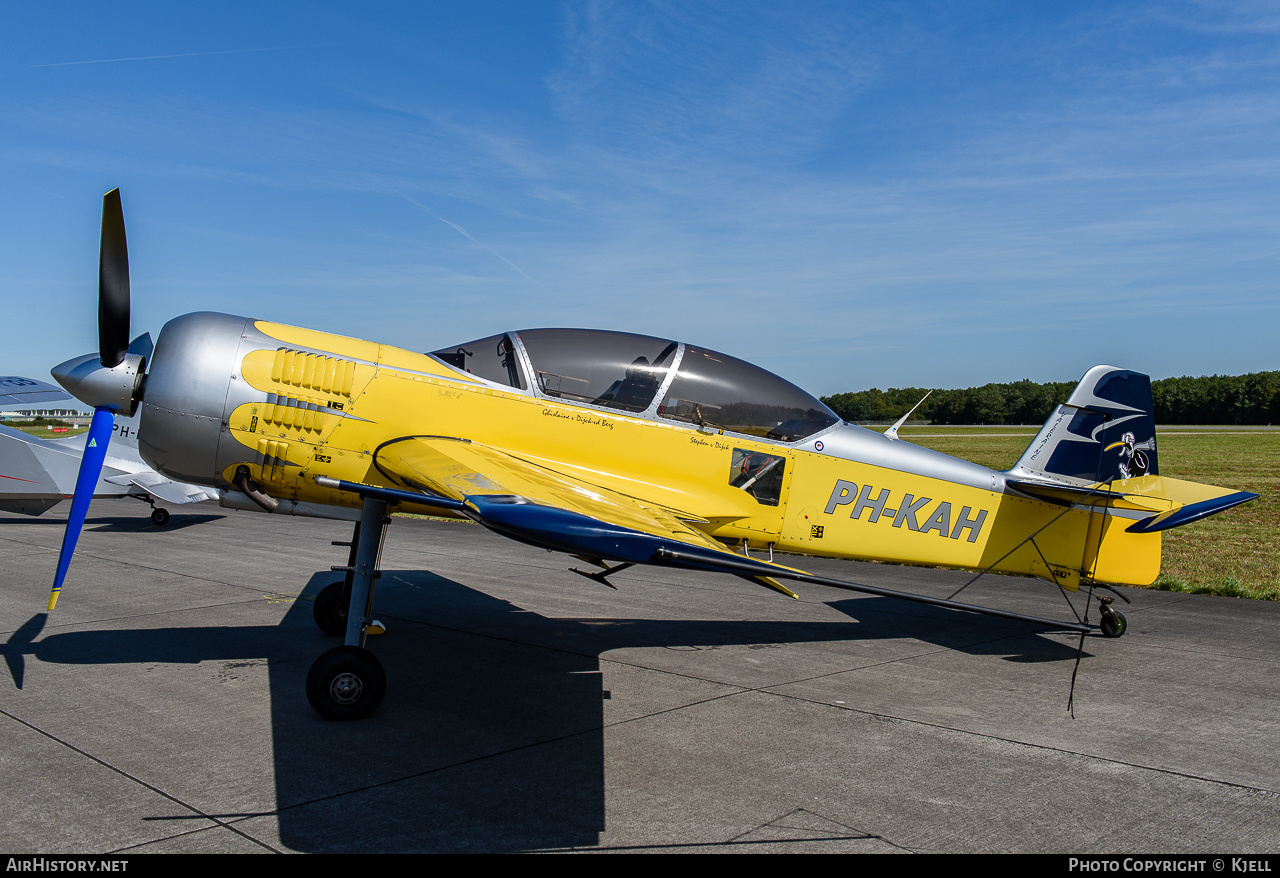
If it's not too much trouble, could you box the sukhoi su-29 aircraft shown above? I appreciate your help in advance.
[44,190,1259,719]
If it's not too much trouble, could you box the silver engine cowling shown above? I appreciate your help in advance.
[138,312,276,487]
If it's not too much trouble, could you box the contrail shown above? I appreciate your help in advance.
[398,193,540,286]
[30,46,322,68]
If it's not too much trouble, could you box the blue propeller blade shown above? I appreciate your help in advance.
[48,407,116,610]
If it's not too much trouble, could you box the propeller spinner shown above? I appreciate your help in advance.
[46,189,149,610]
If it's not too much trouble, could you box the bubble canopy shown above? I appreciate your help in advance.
[432,329,839,443]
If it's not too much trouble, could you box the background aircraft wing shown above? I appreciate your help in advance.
[0,423,214,515]
[101,470,217,505]
[0,376,71,407]
[0,424,65,514]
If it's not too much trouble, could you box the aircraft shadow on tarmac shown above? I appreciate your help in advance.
[2,567,1091,852]
[0,513,225,532]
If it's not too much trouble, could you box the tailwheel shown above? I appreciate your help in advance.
[150,507,170,526]
[306,645,386,720]
[1099,604,1128,638]
[312,580,349,636]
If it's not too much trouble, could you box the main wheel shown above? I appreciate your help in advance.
[150,508,170,526]
[312,581,349,636]
[306,646,386,720]
[1100,609,1128,638]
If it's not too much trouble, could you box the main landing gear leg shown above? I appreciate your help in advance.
[313,521,359,636]
[306,498,389,720]
[131,493,170,526]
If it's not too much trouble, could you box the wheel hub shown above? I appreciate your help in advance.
[328,672,364,704]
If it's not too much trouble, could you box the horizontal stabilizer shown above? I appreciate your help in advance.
[1126,491,1259,533]
[1005,477,1133,507]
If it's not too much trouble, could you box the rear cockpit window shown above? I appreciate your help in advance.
[517,329,677,413]
[431,333,526,389]
[658,346,838,441]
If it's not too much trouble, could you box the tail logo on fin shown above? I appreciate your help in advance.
[1104,431,1155,479]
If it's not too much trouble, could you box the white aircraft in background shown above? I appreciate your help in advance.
[0,368,215,524]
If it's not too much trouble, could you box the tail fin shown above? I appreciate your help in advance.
[1005,366,1257,588]
[1010,365,1157,485]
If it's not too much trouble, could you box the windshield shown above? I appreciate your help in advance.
[430,333,525,389]
[516,329,678,413]
[658,345,838,441]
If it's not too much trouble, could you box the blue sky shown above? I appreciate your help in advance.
[1,1,1277,399]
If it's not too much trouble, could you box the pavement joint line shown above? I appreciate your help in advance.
[586,642,960,694]
[748,687,1280,799]
[1,596,310,638]
[0,705,280,853]
[121,689,771,828]
[1,536,252,592]
[242,688,787,827]
[574,631,1280,802]
[1067,611,1280,661]
[1122,640,1280,664]
[533,833,896,852]
[751,641,1010,688]
[176,717,633,825]
[726,806,915,851]
[113,821,272,854]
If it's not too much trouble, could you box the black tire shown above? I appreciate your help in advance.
[306,646,386,720]
[1100,609,1128,638]
[312,581,349,636]
[150,508,170,526]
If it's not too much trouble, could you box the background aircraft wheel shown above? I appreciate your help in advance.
[150,508,170,526]
[312,581,349,636]
[306,645,385,720]
[1100,609,1128,638]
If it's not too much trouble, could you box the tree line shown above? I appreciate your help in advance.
[820,371,1280,425]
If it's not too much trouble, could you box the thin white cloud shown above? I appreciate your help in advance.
[397,193,541,287]
[29,45,328,68]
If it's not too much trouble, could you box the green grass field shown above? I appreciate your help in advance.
[3,424,89,437]
[898,425,1279,601]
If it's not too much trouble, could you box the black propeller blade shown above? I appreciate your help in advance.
[98,188,131,369]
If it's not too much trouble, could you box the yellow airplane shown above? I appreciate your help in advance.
[47,190,1258,719]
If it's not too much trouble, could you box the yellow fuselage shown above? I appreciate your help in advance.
[223,321,1162,590]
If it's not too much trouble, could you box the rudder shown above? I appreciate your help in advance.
[1010,365,1157,485]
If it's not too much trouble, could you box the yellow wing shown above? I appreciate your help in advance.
[373,435,806,596]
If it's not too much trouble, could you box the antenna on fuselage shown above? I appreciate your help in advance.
[883,390,932,441]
